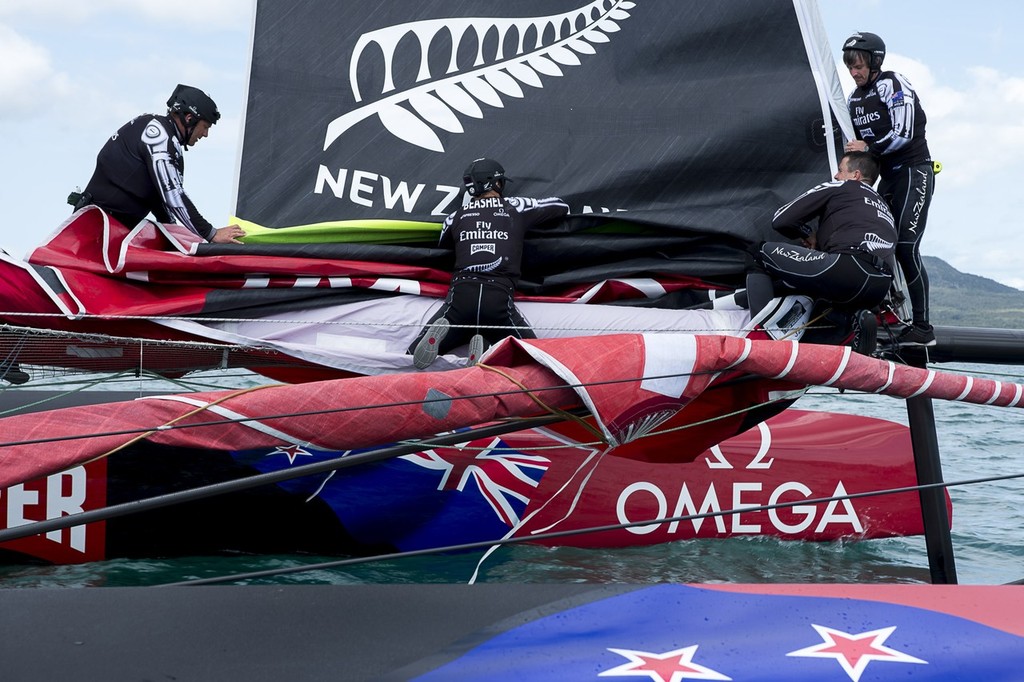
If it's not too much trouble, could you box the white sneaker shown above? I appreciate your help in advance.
[413,318,450,369]
[467,334,485,366]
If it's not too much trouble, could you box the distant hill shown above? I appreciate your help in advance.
[923,256,1024,329]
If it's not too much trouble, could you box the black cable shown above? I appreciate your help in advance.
[163,469,1024,586]
[0,367,721,448]
[0,394,793,543]
[0,412,571,544]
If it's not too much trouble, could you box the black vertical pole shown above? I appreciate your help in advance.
[905,393,958,584]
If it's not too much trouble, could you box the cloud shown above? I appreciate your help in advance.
[0,24,139,127]
[0,24,73,118]
[916,62,1024,288]
[922,64,1024,191]
[0,5,247,127]
[0,0,252,30]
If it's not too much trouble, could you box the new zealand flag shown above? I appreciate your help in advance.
[403,584,1024,680]
[239,434,551,551]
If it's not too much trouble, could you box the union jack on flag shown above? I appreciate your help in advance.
[401,437,550,526]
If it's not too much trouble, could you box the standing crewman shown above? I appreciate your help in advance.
[409,158,568,368]
[842,32,935,346]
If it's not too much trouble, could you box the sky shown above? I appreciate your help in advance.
[2,0,1022,289]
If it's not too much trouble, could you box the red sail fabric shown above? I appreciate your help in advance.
[492,333,715,446]
[4,208,755,377]
[502,334,1024,446]
[0,361,576,489]
[21,208,720,319]
[0,333,1021,489]
[21,207,452,319]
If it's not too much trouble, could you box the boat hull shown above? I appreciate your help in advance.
[0,404,940,565]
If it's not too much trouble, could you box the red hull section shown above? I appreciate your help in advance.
[0,459,107,564]
[0,410,939,564]
[528,409,936,546]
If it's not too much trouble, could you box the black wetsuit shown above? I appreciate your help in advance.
[408,194,568,353]
[755,179,897,310]
[848,70,934,325]
[82,114,215,239]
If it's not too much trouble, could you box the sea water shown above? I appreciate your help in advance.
[1,363,1021,587]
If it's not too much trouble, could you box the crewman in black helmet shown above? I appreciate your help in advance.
[842,32,936,347]
[76,84,246,244]
[409,158,568,369]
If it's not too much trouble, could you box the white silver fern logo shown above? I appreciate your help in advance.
[324,0,636,152]
[861,232,894,252]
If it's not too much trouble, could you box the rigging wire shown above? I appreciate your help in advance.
[162,468,1024,586]
[1,314,757,335]
[0,412,574,545]
[2,323,1023,580]
[0,389,801,545]
[0,366,734,448]
[0,344,1018,544]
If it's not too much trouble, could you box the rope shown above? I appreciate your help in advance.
[468,442,613,584]
[0,367,724,449]
[0,414,573,545]
[777,305,834,341]
[476,361,609,443]
[0,390,798,544]
[82,384,280,465]
[0,370,143,418]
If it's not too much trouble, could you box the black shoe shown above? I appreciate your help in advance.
[0,364,29,385]
[850,310,877,355]
[896,323,936,347]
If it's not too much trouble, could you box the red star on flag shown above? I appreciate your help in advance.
[787,624,927,681]
[267,444,313,465]
[600,645,731,681]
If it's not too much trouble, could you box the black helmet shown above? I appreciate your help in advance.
[167,84,221,125]
[463,158,511,197]
[842,32,886,71]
